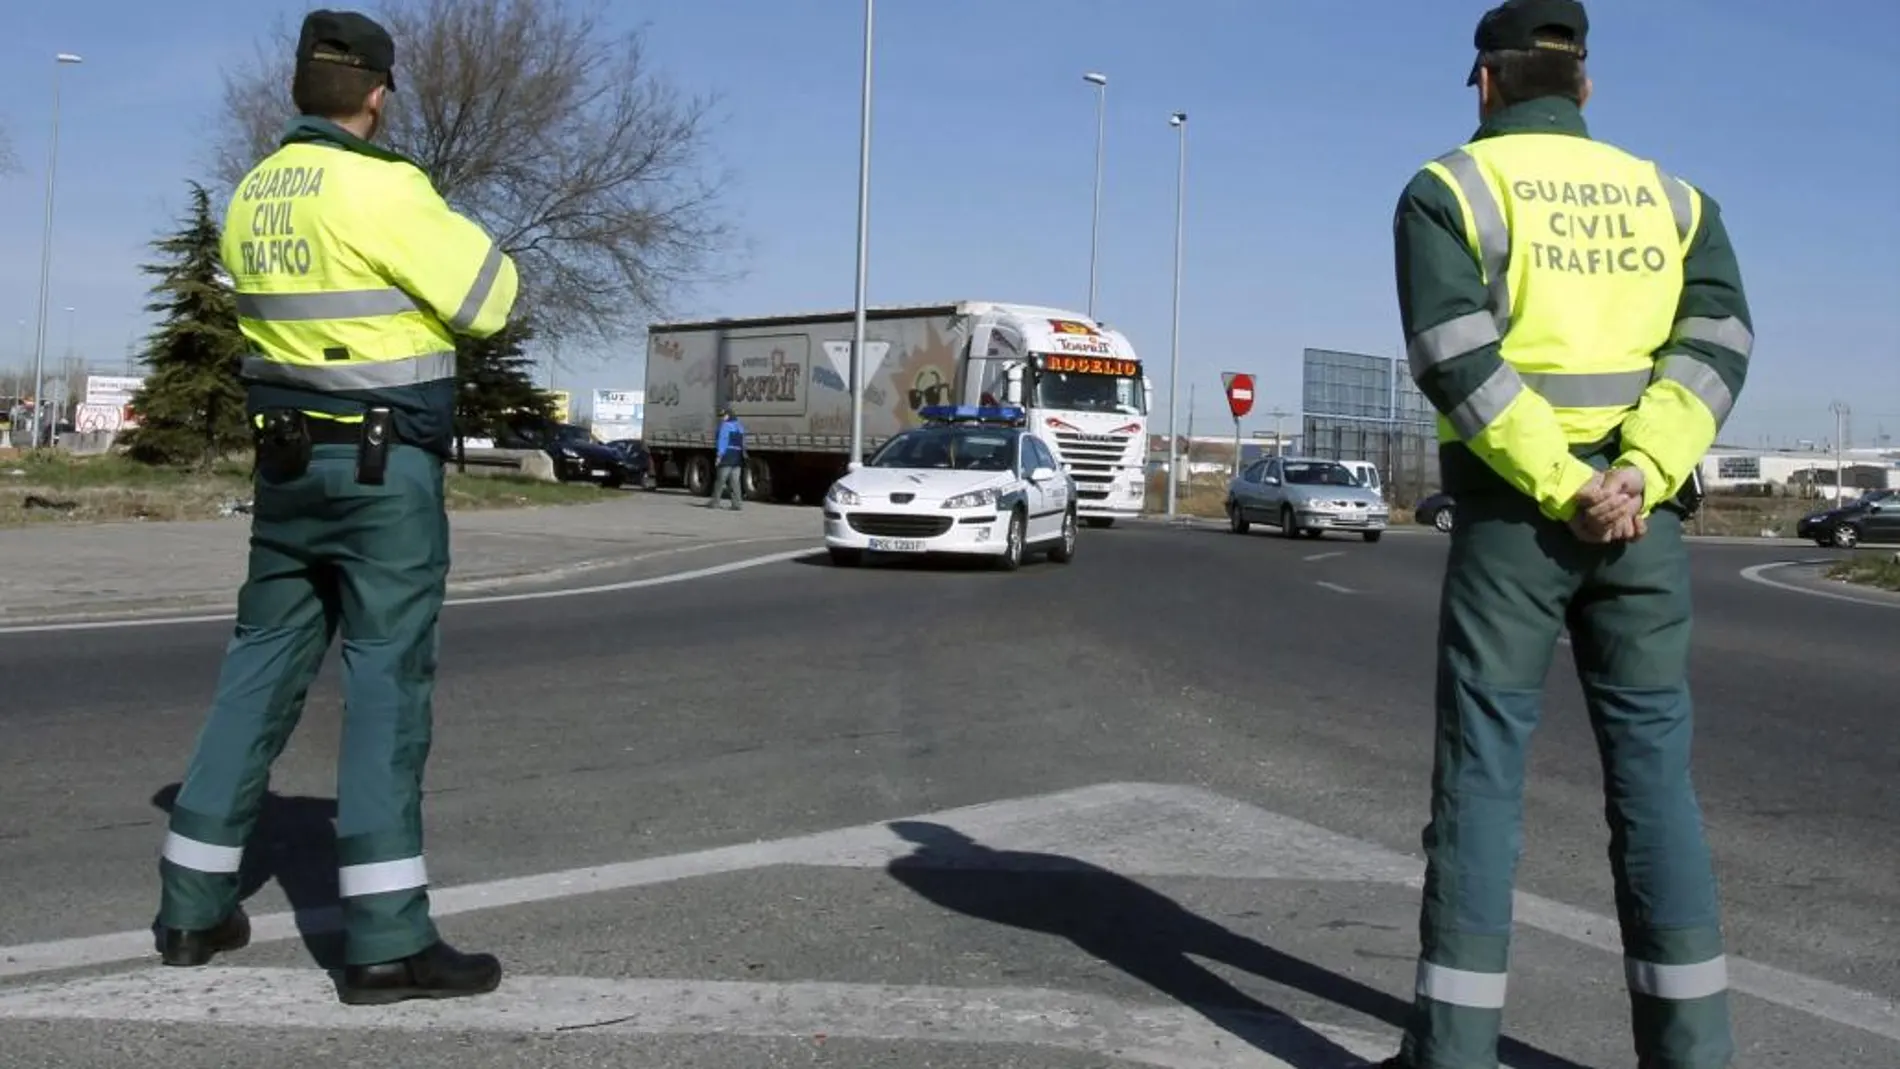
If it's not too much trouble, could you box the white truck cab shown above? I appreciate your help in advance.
[962,303,1150,526]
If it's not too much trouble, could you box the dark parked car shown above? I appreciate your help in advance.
[494,420,644,488]
[1795,488,1898,548]
[604,439,657,490]
[1415,490,1455,533]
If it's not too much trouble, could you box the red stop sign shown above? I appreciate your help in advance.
[1222,372,1255,419]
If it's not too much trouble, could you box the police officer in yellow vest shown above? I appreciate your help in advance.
[152,10,518,1005]
[1380,2,1752,1066]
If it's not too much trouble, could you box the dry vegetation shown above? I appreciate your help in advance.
[0,450,613,527]
[1825,552,1900,593]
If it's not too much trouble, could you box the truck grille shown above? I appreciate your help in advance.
[1050,432,1135,501]
[848,513,952,538]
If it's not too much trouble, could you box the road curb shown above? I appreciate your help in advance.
[0,535,815,630]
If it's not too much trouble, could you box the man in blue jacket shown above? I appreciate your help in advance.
[708,406,746,510]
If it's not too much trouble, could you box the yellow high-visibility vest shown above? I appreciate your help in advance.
[1410,133,1747,504]
[220,126,517,443]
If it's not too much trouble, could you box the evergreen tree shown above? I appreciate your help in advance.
[119,182,250,469]
[454,319,557,467]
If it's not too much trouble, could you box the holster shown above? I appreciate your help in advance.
[254,409,313,483]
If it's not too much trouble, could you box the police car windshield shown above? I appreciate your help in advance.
[1284,461,1359,487]
[1033,370,1144,415]
[868,428,1014,472]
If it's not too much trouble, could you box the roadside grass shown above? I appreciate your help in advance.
[1682,493,1815,539]
[0,449,615,527]
[1825,552,1900,592]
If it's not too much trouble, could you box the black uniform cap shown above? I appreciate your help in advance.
[1466,0,1589,86]
[298,9,397,91]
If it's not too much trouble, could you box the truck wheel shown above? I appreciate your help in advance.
[744,456,774,502]
[684,454,713,497]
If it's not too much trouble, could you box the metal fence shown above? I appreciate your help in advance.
[1300,348,1439,504]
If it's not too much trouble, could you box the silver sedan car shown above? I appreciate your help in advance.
[1225,456,1389,542]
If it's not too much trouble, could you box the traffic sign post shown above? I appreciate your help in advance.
[1221,372,1254,475]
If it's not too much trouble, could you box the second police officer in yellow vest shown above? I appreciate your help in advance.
[152,10,520,1004]
[1382,2,1752,1067]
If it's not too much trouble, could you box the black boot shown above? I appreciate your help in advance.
[337,940,502,1006]
[156,907,251,967]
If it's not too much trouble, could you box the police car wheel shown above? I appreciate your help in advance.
[995,509,1026,571]
[1048,507,1077,563]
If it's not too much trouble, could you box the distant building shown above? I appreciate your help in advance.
[1701,446,1895,500]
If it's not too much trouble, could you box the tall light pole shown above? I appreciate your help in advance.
[1830,400,1850,500]
[1165,111,1187,519]
[848,0,875,469]
[1083,72,1107,320]
[30,53,83,447]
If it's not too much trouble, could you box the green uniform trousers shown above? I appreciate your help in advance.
[158,443,450,966]
[1398,491,1732,1069]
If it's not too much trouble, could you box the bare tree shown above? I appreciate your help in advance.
[209,0,736,349]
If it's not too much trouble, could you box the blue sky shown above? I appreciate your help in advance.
[2,0,1896,448]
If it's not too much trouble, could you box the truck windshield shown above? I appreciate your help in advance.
[1033,370,1145,415]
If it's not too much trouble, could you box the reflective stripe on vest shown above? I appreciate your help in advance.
[1417,139,1728,442]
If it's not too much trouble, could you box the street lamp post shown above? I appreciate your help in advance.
[29,52,83,449]
[848,0,874,470]
[1165,111,1187,519]
[1083,72,1107,320]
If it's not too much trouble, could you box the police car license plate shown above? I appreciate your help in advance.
[589,469,608,477]
[868,537,926,552]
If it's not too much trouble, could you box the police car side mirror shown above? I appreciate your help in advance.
[1029,466,1056,482]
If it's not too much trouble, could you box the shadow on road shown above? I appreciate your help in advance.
[151,782,345,969]
[884,821,1589,1069]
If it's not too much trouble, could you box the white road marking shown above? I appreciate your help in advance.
[1303,551,1344,562]
[1739,561,1900,609]
[1315,581,1356,595]
[0,968,1391,1069]
[0,781,1892,1042]
[0,545,822,636]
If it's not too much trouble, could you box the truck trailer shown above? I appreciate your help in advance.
[642,301,1152,524]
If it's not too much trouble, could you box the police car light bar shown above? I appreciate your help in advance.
[919,404,1026,425]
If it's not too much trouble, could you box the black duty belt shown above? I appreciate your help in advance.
[304,418,365,445]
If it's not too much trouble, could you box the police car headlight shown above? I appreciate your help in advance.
[559,446,579,458]
[827,483,860,506]
[942,487,1001,509]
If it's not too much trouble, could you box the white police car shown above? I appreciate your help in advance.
[823,406,1078,570]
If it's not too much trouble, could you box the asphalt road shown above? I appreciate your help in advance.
[0,522,1893,1068]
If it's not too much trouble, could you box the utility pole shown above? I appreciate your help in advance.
[1830,400,1850,501]
[1083,72,1107,320]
